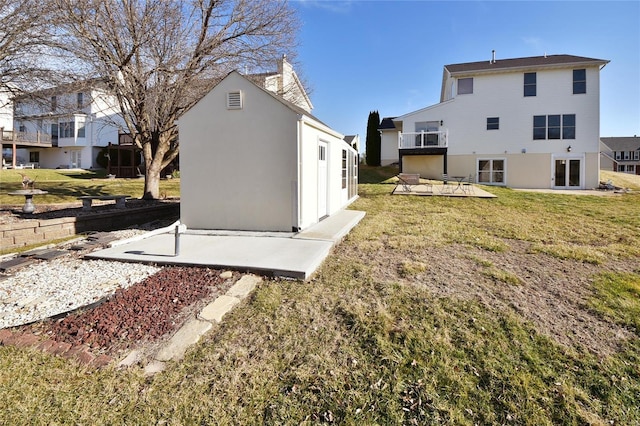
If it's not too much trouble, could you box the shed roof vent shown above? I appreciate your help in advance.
[227,90,242,109]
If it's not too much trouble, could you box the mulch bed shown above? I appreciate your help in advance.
[21,266,238,361]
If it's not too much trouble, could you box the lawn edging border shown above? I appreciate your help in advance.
[1,203,180,252]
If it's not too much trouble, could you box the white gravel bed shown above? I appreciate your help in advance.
[0,258,161,329]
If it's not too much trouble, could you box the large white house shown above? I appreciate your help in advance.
[10,81,124,169]
[179,71,358,232]
[600,136,640,175]
[380,53,610,189]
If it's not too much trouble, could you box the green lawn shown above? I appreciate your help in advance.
[0,169,180,204]
[0,168,639,424]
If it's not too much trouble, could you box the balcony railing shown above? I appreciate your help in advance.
[1,130,52,145]
[399,130,448,149]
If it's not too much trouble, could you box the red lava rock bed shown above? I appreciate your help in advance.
[24,266,239,360]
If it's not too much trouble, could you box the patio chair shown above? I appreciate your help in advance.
[462,174,475,194]
[439,173,453,194]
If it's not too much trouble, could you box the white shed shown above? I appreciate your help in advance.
[178,71,358,232]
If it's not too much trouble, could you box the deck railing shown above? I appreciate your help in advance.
[399,130,448,149]
[1,130,52,145]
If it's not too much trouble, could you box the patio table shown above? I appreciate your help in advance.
[450,176,467,193]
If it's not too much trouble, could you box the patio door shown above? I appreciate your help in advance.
[415,121,440,146]
[553,158,581,189]
[71,150,82,169]
[318,142,329,219]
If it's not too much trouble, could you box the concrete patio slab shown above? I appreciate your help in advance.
[393,184,497,198]
[85,209,366,280]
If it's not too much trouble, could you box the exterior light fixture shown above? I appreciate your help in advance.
[567,145,572,152]
[440,120,443,126]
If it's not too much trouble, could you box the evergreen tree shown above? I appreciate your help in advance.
[365,110,381,166]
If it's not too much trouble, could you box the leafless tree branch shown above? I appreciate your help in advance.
[46,0,299,198]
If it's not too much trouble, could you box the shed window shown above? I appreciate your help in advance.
[342,149,347,189]
[226,91,242,109]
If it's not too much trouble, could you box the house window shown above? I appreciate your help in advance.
[524,72,536,97]
[19,124,26,132]
[77,118,86,138]
[59,121,75,138]
[478,159,505,185]
[615,151,622,160]
[29,152,39,163]
[533,114,575,140]
[548,115,561,139]
[77,92,84,109]
[562,114,575,139]
[457,78,473,95]
[634,151,640,161]
[226,91,242,109]
[533,115,546,140]
[415,121,440,146]
[624,151,631,160]
[486,117,499,130]
[573,69,586,94]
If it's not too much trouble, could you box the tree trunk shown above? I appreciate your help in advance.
[143,160,162,199]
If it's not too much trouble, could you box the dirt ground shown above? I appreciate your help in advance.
[352,238,638,358]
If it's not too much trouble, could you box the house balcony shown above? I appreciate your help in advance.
[398,130,448,155]
[1,130,53,147]
[397,131,449,174]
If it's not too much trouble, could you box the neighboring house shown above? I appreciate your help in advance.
[178,71,358,232]
[380,53,609,189]
[0,86,14,132]
[344,134,360,152]
[249,55,313,113]
[379,117,400,166]
[10,81,125,169]
[600,136,640,175]
[0,85,25,168]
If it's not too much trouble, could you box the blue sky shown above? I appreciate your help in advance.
[291,0,640,149]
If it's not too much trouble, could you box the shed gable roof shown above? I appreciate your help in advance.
[182,71,341,139]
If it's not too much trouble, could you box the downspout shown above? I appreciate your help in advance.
[398,132,403,173]
[295,115,303,232]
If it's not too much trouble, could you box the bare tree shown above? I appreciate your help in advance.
[51,0,300,199]
[0,0,54,99]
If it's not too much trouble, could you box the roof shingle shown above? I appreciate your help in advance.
[445,54,609,75]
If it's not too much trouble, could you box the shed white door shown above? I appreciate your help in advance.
[318,142,329,219]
